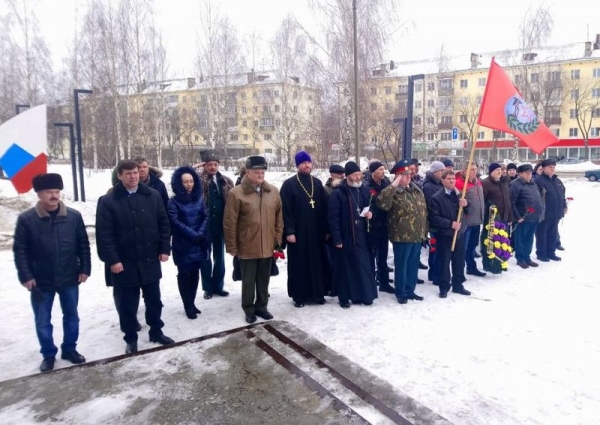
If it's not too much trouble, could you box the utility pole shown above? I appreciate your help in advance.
[352,0,360,161]
[74,89,93,202]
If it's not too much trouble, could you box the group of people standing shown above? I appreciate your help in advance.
[13,150,567,373]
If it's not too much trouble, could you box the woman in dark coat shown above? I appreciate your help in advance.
[168,166,210,319]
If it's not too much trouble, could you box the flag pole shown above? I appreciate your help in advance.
[451,125,480,251]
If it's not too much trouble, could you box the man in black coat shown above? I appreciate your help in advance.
[534,158,566,262]
[365,160,394,293]
[13,173,91,372]
[428,170,471,298]
[422,161,445,283]
[510,164,543,268]
[96,160,174,354]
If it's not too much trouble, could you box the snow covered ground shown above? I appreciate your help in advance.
[1,165,599,424]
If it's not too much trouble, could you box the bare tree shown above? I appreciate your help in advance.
[455,95,480,152]
[567,76,600,152]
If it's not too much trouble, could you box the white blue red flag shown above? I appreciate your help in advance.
[0,105,48,193]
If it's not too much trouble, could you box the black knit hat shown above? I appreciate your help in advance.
[506,163,518,171]
[488,162,502,174]
[200,150,220,163]
[245,155,268,170]
[368,161,384,173]
[344,161,361,176]
[32,173,64,192]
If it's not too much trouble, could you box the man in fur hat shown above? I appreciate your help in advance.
[195,150,234,299]
[13,173,91,372]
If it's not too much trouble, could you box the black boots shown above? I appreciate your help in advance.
[177,271,201,319]
[61,350,86,364]
[40,357,55,372]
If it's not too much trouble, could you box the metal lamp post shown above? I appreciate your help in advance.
[54,123,79,201]
[73,89,93,202]
[403,74,425,159]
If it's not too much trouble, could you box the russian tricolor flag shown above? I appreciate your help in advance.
[0,105,48,194]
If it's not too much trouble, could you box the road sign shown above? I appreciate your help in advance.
[452,127,458,140]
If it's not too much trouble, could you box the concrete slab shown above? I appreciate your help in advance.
[0,321,451,425]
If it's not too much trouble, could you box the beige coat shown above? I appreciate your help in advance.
[223,176,283,259]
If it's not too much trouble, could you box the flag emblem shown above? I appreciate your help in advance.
[505,94,540,135]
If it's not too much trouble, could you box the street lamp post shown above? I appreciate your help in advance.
[15,104,31,115]
[403,74,425,160]
[73,89,93,202]
[54,123,79,201]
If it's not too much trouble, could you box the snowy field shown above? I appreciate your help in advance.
[1,165,599,424]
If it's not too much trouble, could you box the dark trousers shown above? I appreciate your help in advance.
[240,258,272,315]
[392,242,421,299]
[371,231,390,287]
[514,222,538,262]
[113,281,164,343]
[427,232,439,282]
[435,234,467,292]
[31,285,79,358]
[535,217,559,259]
[200,231,225,294]
[464,225,481,271]
[177,269,200,313]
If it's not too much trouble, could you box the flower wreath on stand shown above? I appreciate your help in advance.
[483,206,513,271]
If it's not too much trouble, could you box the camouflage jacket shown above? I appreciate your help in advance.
[376,181,428,243]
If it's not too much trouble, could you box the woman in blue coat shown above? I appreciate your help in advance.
[168,166,210,319]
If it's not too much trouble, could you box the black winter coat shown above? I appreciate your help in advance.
[535,173,566,220]
[168,166,210,268]
[13,202,91,290]
[328,181,372,247]
[422,172,443,204]
[96,182,171,287]
[365,175,391,233]
[428,187,469,237]
[145,170,169,210]
[510,177,543,223]
[482,176,514,223]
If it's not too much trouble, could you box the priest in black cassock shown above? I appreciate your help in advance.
[328,161,378,308]
[280,151,331,307]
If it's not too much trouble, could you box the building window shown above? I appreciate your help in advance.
[478,131,485,139]
[167,95,178,103]
[531,73,539,83]
[571,69,580,80]
[293,106,298,113]
[199,119,207,128]
[385,86,392,95]
[591,127,600,137]
[460,114,467,123]
[254,120,259,127]
[569,109,577,119]
[370,87,377,96]
[427,82,435,91]
[398,84,408,94]
[263,105,271,113]
[478,78,486,87]
[552,128,560,137]
[415,100,422,109]
[476,96,482,104]
[276,119,281,126]
[459,97,468,106]
[262,90,271,97]
[547,71,560,81]
[415,83,422,92]
[309,108,314,115]
[253,106,258,113]
[493,130,506,138]
[593,68,600,78]
[274,90,280,97]
[262,118,273,126]
[242,120,247,127]
[427,116,435,125]
[439,98,452,108]
[569,128,578,137]
[592,108,600,118]
[592,88,600,98]
[571,90,579,100]
[427,133,434,141]
[515,75,522,85]
[231,134,238,141]
[241,92,246,99]
[441,132,451,141]
[460,79,468,88]
[460,131,467,139]
[370,103,377,111]
[439,79,453,90]
[264,134,272,140]
[244,134,249,141]
[427,99,435,108]
[385,103,391,111]
[182,96,187,103]
[241,107,247,114]
[227,117,235,126]
[274,105,280,112]
[414,116,422,125]
[441,116,452,125]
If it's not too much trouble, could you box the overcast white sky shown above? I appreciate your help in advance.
[7,0,600,77]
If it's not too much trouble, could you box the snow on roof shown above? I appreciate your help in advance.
[374,42,595,79]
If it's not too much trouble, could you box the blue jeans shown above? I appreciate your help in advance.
[514,221,538,262]
[31,285,79,358]
[393,242,421,299]
[464,225,481,271]
[200,231,225,293]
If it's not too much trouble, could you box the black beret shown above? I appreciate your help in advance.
[32,173,64,192]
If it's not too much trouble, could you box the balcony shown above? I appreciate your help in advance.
[260,125,275,131]
[438,123,453,130]
[544,117,561,125]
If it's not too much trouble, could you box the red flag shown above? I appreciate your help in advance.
[477,58,559,154]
